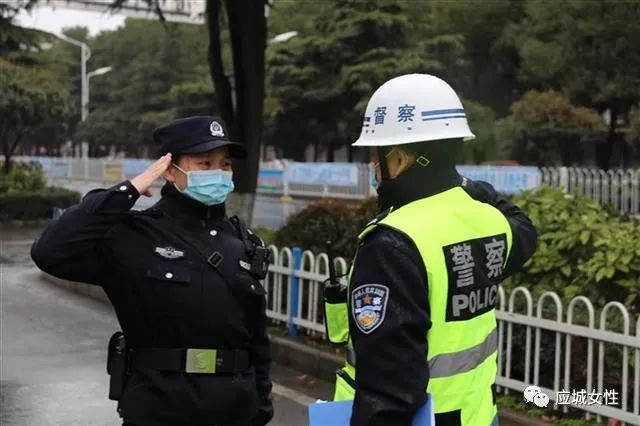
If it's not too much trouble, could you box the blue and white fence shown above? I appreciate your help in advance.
[265,245,640,425]
[13,156,640,216]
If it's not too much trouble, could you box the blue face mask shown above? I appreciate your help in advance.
[370,163,379,190]
[173,164,234,206]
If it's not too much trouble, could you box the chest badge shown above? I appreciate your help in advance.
[351,284,389,334]
[154,246,185,260]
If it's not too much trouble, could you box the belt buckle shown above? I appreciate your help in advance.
[185,349,217,374]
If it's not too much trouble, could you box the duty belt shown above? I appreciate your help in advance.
[129,348,250,374]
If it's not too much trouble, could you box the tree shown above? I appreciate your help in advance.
[458,100,506,165]
[265,0,461,161]
[0,1,45,65]
[63,20,212,156]
[514,0,640,169]
[429,0,526,115]
[0,59,72,172]
[501,90,605,166]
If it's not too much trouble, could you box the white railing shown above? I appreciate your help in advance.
[264,245,640,425]
[541,167,639,216]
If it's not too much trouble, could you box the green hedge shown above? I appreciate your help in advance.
[0,188,81,221]
[506,185,640,313]
[273,198,377,258]
[0,161,46,192]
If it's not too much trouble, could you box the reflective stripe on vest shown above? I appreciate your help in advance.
[346,327,497,378]
[429,328,497,378]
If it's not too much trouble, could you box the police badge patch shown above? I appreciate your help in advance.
[209,121,224,137]
[351,284,389,334]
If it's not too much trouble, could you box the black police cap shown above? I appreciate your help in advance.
[152,116,247,158]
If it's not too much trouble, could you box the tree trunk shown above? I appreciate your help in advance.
[206,0,266,223]
[224,0,265,195]
[206,0,235,130]
[2,143,12,173]
[1,129,23,174]
[327,141,334,162]
[596,103,618,170]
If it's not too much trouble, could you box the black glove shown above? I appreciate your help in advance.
[462,178,499,205]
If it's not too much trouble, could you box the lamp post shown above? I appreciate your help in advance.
[55,33,91,122]
[54,34,112,167]
[86,66,113,118]
[54,34,112,122]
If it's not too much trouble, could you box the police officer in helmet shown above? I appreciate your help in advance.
[324,74,537,426]
[31,116,273,426]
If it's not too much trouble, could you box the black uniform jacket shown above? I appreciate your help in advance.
[349,171,538,426]
[31,181,273,426]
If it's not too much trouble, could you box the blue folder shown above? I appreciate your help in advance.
[308,394,434,426]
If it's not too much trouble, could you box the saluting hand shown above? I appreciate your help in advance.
[130,153,172,197]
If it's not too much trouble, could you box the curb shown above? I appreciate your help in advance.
[43,273,546,425]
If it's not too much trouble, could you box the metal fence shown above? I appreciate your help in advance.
[541,167,640,216]
[264,245,640,425]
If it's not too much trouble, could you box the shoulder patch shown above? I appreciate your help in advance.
[351,284,389,334]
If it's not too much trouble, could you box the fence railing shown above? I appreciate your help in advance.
[13,156,640,216]
[541,167,639,216]
[264,245,640,424]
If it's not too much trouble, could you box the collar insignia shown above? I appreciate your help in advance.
[154,246,185,260]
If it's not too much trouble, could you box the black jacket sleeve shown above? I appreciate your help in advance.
[249,295,274,426]
[349,228,430,426]
[462,179,538,276]
[30,181,140,285]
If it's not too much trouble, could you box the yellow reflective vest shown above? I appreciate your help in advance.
[325,186,512,426]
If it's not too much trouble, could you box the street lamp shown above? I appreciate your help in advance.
[86,66,112,118]
[55,33,91,122]
[54,34,112,122]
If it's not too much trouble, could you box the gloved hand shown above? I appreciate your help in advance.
[323,277,347,303]
[462,178,499,205]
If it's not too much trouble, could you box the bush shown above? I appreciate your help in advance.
[506,185,640,313]
[500,90,606,166]
[0,161,46,193]
[274,198,378,258]
[0,188,81,221]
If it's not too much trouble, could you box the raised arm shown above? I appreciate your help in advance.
[31,154,172,285]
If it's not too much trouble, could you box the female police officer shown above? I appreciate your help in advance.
[31,116,273,426]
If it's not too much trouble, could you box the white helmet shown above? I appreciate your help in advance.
[352,73,475,147]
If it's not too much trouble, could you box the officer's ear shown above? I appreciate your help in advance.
[388,148,415,179]
[162,154,181,183]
